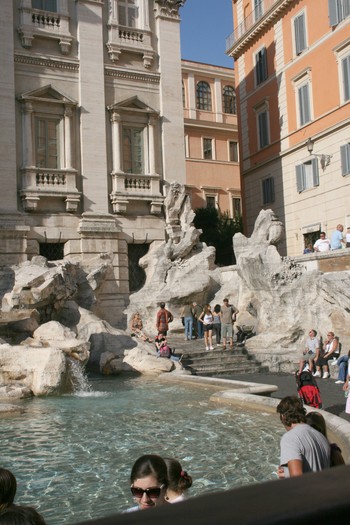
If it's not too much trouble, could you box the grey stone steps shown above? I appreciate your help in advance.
[169,335,266,377]
[187,365,267,376]
[181,355,250,366]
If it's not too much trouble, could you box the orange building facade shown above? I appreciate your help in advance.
[182,60,241,218]
[227,0,350,255]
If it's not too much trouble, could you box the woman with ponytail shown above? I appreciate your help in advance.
[163,458,193,503]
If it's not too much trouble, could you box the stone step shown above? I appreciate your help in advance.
[168,335,266,376]
[188,365,268,377]
[180,347,246,358]
[181,354,250,366]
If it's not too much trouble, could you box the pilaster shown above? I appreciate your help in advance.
[74,213,129,327]
[0,2,18,213]
[155,0,186,185]
[76,0,109,213]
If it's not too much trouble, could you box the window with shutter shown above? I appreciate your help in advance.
[342,55,350,101]
[262,177,275,204]
[328,0,350,25]
[255,47,268,85]
[294,12,307,55]
[254,0,264,21]
[341,144,350,176]
[258,109,269,149]
[296,159,319,192]
[203,138,213,160]
[298,83,311,126]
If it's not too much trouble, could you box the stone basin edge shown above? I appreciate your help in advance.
[160,373,350,464]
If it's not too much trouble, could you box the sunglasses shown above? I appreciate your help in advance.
[130,484,164,500]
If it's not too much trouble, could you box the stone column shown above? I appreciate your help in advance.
[64,106,73,169]
[155,0,186,185]
[214,77,223,123]
[76,0,109,213]
[22,102,34,168]
[110,112,122,173]
[187,71,196,119]
[148,115,156,175]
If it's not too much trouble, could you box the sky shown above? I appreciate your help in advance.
[180,0,234,68]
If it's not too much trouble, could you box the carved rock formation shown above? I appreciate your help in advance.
[127,182,221,333]
[228,209,350,371]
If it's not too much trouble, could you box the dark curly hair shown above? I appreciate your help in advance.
[276,396,306,427]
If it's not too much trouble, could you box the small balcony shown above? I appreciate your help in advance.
[106,24,154,68]
[226,0,281,53]
[110,172,163,215]
[18,6,72,54]
[20,168,81,212]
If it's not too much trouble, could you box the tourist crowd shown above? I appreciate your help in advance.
[2,305,350,521]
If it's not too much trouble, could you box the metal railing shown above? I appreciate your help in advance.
[226,0,279,50]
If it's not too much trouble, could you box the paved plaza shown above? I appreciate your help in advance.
[169,333,350,422]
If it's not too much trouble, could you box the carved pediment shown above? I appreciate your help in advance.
[108,96,158,115]
[18,85,78,106]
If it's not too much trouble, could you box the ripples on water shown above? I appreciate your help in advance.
[0,375,283,524]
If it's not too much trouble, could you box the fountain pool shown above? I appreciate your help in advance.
[0,375,284,524]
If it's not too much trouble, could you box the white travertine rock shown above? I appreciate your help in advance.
[123,348,174,373]
[0,346,68,396]
[225,209,350,371]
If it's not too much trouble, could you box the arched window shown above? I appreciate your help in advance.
[196,81,212,111]
[223,85,236,114]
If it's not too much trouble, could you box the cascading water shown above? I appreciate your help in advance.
[67,357,92,394]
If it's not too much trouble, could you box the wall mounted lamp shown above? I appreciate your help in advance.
[306,137,332,169]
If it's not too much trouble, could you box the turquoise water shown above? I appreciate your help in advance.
[0,375,283,524]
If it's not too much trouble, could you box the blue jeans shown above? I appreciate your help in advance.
[337,355,349,382]
[184,316,193,340]
[197,319,204,339]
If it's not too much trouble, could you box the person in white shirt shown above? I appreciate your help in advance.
[313,232,330,252]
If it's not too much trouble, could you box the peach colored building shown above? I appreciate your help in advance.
[227,0,350,255]
[182,60,241,218]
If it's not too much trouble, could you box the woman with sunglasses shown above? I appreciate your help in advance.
[128,454,168,512]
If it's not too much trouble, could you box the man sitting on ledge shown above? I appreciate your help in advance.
[276,396,330,478]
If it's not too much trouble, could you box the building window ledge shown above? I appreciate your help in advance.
[106,24,154,68]
[18,6,72,55]
[20,168,81,212]
[110,172,163,214]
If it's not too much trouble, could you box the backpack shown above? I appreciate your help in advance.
[296,370,322,409]
[159,344,172,358]
[167,311,173,323]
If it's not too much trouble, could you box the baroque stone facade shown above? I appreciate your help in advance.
[0,0,186,326]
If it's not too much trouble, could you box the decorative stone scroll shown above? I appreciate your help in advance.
[154,0,186,19]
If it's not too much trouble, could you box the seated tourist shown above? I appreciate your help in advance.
[331,351,350,384]
[313,331,339,379]
[129,312,152,342]
[127,455,169,512]
[298,329,319,374]
[163,458,193,503]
